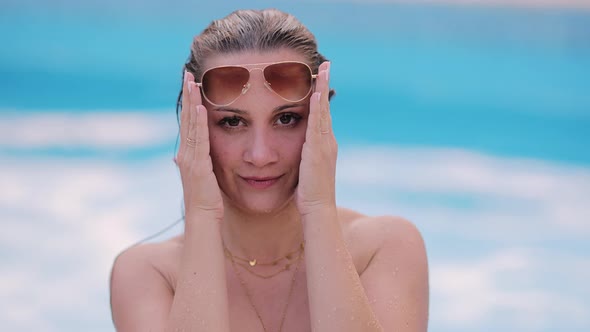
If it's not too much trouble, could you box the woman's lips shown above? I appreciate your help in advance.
[241,175,283,189]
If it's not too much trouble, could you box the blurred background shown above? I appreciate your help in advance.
[1,0,589,331]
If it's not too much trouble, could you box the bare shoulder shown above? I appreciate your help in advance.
[110,235,183,292]
[109,236,183,331]
[338,206,425,252]
[339,207,429,331]
[338,208,427,275]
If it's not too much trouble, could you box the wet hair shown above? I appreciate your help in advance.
[175,8,334,121]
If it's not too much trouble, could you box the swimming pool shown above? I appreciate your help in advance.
[1,2,588,331]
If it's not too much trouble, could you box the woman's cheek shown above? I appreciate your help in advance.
[275,129,305,162]
[208,132,227,167]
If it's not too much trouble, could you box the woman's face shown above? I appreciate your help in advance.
[202,49,312,214]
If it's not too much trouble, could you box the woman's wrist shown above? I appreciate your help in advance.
[301,205,339,230]
[184,211,223,229]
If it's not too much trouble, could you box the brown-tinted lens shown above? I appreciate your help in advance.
[201,66,250,106]
[263,62,312,102]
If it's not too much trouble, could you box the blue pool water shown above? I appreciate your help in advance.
[1,2,589,165]
[2,2,590,332]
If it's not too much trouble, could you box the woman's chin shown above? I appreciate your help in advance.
[233,194,295,215]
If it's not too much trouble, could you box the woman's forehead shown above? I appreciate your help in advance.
[202,49,308,72]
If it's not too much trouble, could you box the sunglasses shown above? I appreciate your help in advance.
[195,61,317,107]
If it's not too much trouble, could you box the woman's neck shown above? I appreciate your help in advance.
[220,199,304,263]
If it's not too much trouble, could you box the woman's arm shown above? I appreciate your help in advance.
[111,73,230,331]
[298,62,428,331]
[110,213,230,332]
[303,208,383,331]
[166,213,230,331]
[303,210,429,332]
[359,216,429,331]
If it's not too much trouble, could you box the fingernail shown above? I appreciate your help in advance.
[185,70,192,94]
[188,82,192,94]
[317,92,321,102]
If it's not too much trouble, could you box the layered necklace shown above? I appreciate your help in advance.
[224,241,305,332]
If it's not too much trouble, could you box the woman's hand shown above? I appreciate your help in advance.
[295,62,338,217]
[176,71,224,221]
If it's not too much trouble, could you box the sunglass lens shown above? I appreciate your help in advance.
[264,62,313,102]
[202,66,250,106]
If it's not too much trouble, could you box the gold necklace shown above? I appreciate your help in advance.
[226,242,304,267]
[227,245,303,332]
[223,243,304,279]
[229,251,304,279]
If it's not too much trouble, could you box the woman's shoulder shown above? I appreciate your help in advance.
[111,236,184,290]
[337,206,426,269]
[110,237,186,328]
[114,235,184,266]
[337,206,423,240]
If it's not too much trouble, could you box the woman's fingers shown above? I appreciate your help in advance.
[186,78,210,162]
[180,71,194,144]
[177,71,192,164]
[182,73,199,164]
[320,63,337,153]
[296,62,336,213]
[194,105,211,163]
[188,72,204,106]
[307,62,332,144]
[182,80,202,165]
[318,63,331,135]
[176,71,222,216]
[306,91,322,144]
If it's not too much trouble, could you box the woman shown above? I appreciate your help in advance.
[110,8,429,332]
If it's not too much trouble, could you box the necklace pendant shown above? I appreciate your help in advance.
[249,259,257,267]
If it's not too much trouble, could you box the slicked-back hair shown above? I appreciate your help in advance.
[176,9,333,121]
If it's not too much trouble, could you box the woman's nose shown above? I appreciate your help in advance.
[243,128,279,168]
[244,68,270,95]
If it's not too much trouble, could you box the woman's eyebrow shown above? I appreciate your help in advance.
[212,107,247,115]
[272,103,306,114]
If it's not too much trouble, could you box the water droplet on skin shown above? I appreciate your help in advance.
[387,300,394,310]
[346,263,355,273]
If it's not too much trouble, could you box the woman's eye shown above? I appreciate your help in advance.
[219,116,243,128]
[276,113,301,126]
